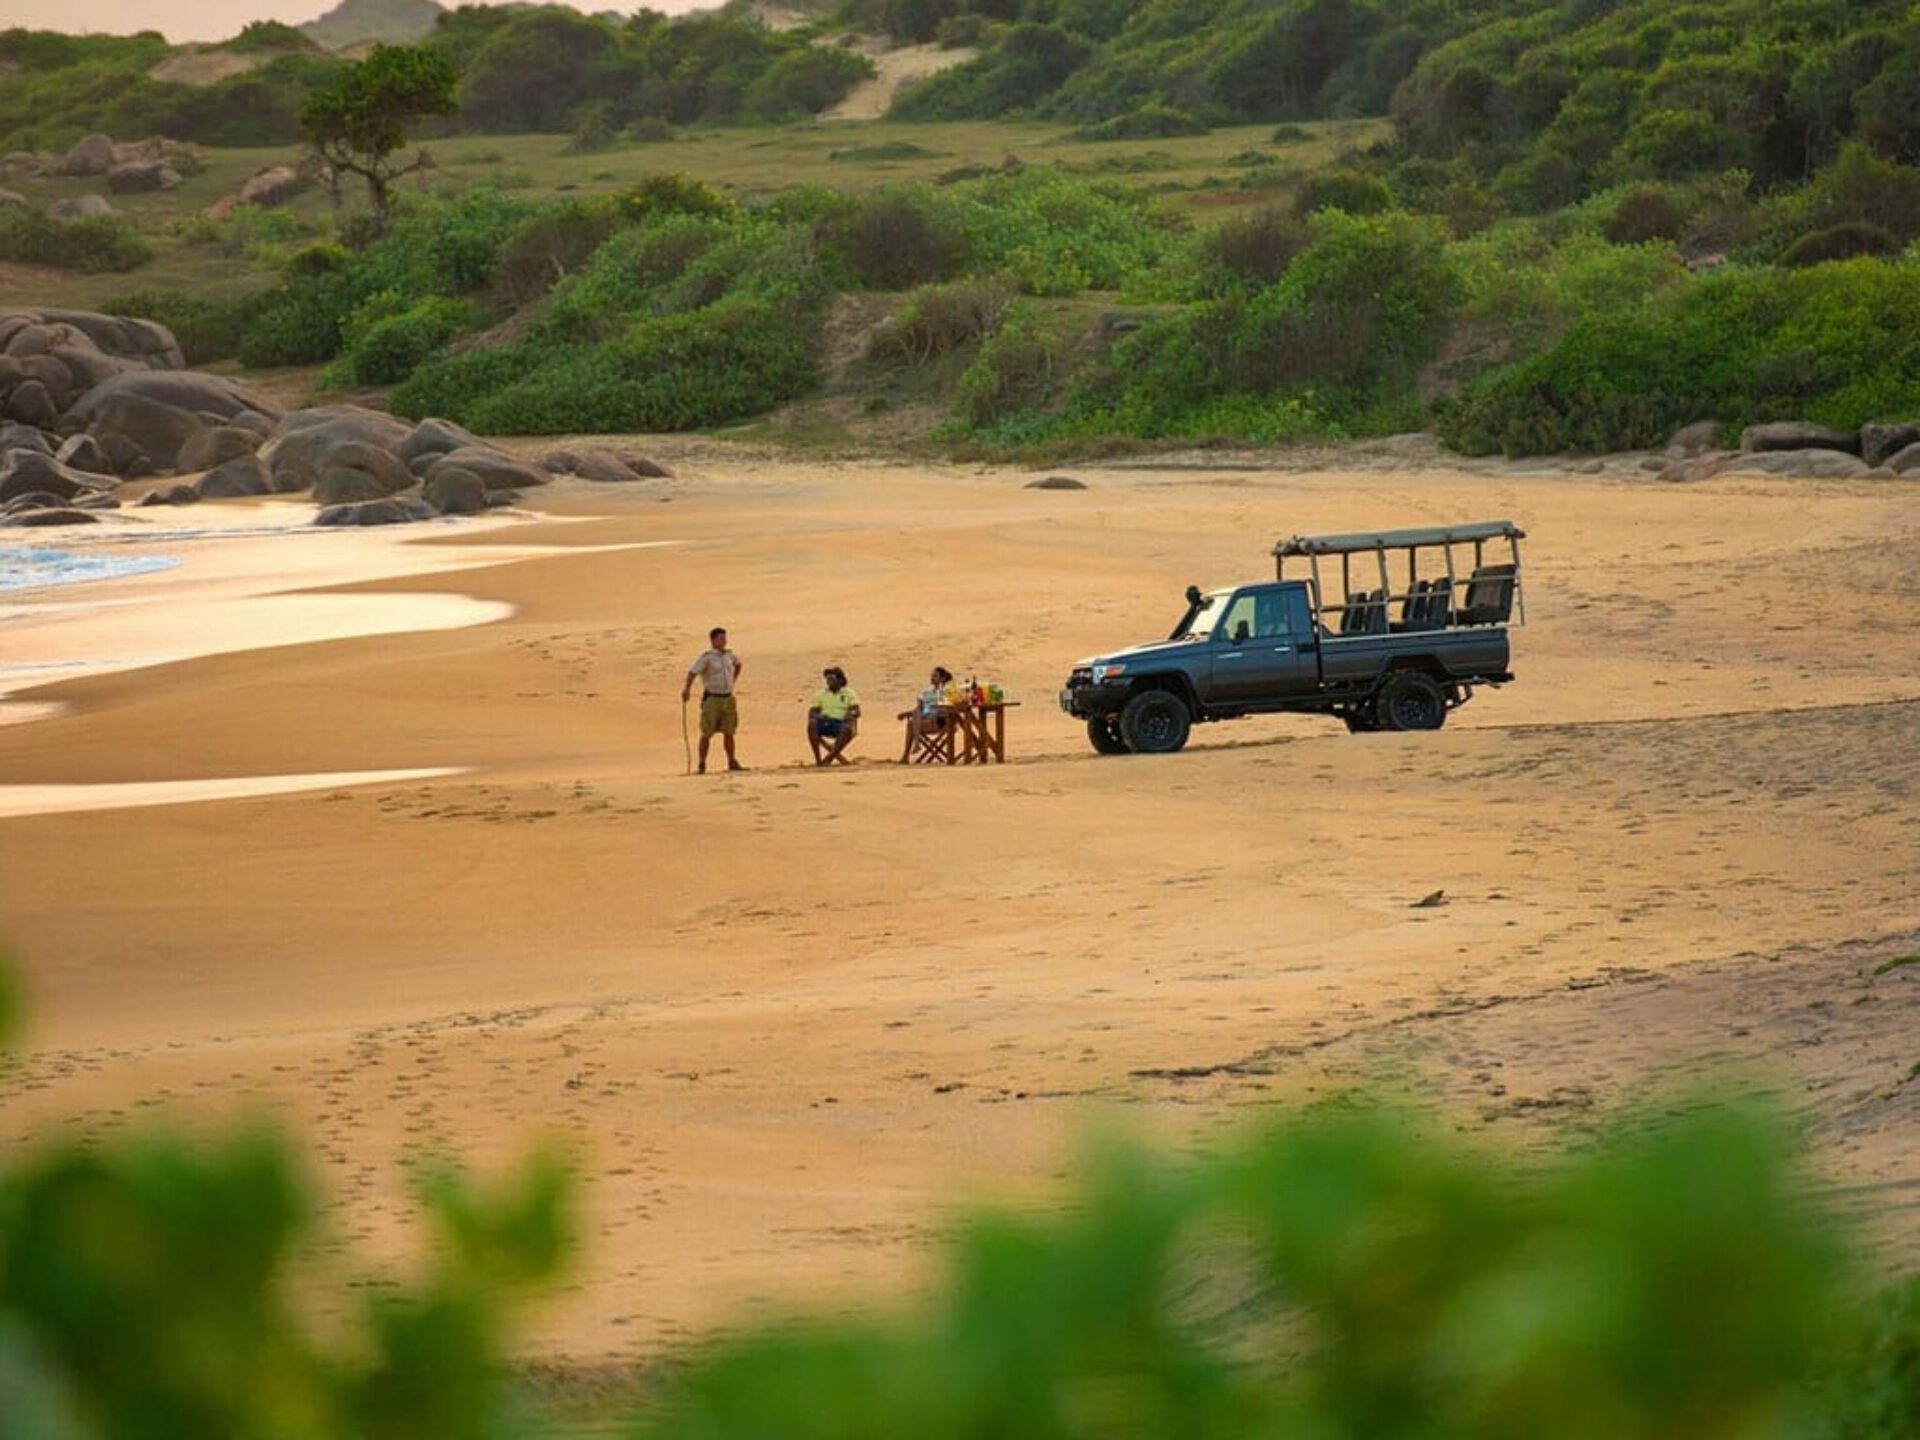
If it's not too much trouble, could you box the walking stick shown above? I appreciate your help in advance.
[680,696,692,775]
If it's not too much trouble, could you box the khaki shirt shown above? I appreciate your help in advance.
[688,648,740,696]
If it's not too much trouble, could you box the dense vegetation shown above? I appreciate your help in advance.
[0,6,873,155]
[1,957,1915,1439]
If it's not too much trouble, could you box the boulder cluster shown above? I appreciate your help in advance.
[0,134,202,195]
[1,307,669,529]
[1651,420,1920,483]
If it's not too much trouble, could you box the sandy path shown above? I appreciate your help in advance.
[0,458,1915,1359]
[824,41,978,122]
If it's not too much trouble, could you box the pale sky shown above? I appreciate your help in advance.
[0,0,714,45]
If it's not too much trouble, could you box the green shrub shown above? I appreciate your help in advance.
[1073,103,1208,141]
[868,276,1013,364]
[1295,168,1396,218]
[238,273,355,368]
[1781,222,1900,267]
[813,186,965,289]
[954,306,1066,425]
[339,296,474,385]
[951,170,1177,296]
[1604,186,1689,245]
[614,172,738,225]
[567,99,619,153]
[0,209,152,273]
[491,200,620,308]
[101,289,277,366]
[740,44,874,121]
[1438,258,1920,455]
[627,115,674,143]
[1194,206,1309,293]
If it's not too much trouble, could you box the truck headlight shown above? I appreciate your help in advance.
[1092,663,1127,682]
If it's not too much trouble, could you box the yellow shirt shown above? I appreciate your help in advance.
[814,686,859,719]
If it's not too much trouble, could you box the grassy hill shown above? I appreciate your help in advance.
[301,0,446,50]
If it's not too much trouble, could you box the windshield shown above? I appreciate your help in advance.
[1173,591,1232,640]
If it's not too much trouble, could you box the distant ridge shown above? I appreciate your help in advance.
[300,0,445,51]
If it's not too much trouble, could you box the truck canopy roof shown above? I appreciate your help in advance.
[1272,520,1524,557]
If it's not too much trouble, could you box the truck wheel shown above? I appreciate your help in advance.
[1342,706,1379,734]
[1377,671,1447,731]
[1120,690,1192,754]
[1087,716,1129,755]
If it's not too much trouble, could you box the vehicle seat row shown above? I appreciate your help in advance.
[1339,589,1389,635]
[1459,563,1517,625]
[1399,578,1454,631]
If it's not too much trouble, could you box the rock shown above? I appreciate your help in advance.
[1665,419,1723,457]
[1638,455,1667,472]
[3,507,99,527]
[313,497,436,527]
[195,454,272,499]
[1,491,71,514]
[1882,441,1920,474]
[6,379,58,429]
[0,188,27,210]
[1024,475,1088,490]
[69,369,269,424]
[1859,422,1920,467]
[425,446,547,493]
[106,161,179,194]
[313,465,397,505]
[54,433,109,474]
[175,426,258,473]
[1739,421,1859,455]
[98,433,151,478]
[322,440,412,493]
[77,391,204,472]
[205,195,240,222]
[18,353,76,408]
[0,308,185,372]
[423,465,487,515]
[162,483,200,505]
[396,417,481,468]
[0,422,51,455]
[0,451,103,503]
[50,343,123,394]
[1721,448,1870,478]
[238,166,301,208]
[259,406,411,493]
[539,447,656,483]
[60,134,116,177]
[228,409,275,439]
[50,194,114,221]
[3,323,54,357]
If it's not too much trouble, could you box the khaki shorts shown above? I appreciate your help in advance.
[699,694,738,738]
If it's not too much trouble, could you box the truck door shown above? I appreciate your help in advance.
[1210,586,1312,703]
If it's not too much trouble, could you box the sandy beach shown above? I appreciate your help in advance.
[1,451,1916,1360]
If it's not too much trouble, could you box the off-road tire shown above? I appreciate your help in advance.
[1377,671,1447,732]
[1119,689,1192,754]
[1087,715,1129,755]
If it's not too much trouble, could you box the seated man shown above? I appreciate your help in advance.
[808,666,861,766]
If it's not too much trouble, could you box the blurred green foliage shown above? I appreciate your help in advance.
[0,210,153,273]
[0,950,1915,1438]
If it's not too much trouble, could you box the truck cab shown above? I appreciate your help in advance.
[1062,521,1524,754]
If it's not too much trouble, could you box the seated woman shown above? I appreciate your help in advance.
[899,665,956,762]
[808,666,861,766]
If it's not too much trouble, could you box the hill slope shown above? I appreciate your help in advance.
[301,0,444,51]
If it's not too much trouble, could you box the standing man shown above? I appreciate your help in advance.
[682,626,744,774]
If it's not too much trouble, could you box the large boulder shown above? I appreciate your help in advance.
[3,507,100,527]
[313,497,437,527]
[1882,441,1920,474]
[0,308,185,374]
[313,466,398,505]
[17,353,77,410]
[397,417,481,469]
[539,447,660,483]
[423,465,487,515]
[1721,449,1870,479]
[426,446,547,494]
[1739,421,1859,455]
[69,368,268,423]
[67,371,275,472]
[175,426,259,473]
[106,161,179,194]
[0,188,27,210]
[0,422,52,455]
[0,451,103,504]
[98,433,152,479]
[1859,422,1920,467]
[195,454,273,499]
[239,166,301,208]
[259,406,412,493]
[5,380,58,429]
[55,433,110,474]
[75,391,203,472]
[50,194,114,221]
[59,134,116,177]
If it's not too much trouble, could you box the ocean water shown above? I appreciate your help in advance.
[0,546,183,595]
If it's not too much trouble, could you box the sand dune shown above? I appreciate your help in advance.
[0,455,1915,1358]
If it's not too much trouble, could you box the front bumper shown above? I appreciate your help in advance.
[1059,678,1131,718]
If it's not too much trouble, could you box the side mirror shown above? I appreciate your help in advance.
[1185,584,1203,606]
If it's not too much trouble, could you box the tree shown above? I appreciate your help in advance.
[298,43,457,227]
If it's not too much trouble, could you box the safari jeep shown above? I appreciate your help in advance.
[1060,520,1524,754]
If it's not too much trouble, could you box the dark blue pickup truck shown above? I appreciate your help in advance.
[1060,520,1524,753]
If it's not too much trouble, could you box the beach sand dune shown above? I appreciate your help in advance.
[0,457,1916,1358]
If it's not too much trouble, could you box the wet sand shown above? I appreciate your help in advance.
[0,455,1915,1359]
